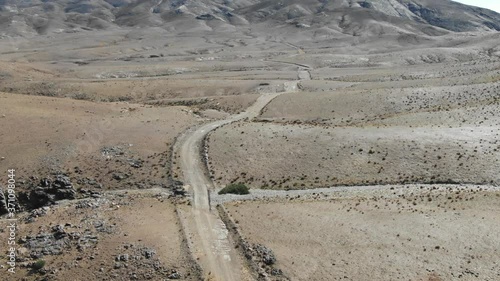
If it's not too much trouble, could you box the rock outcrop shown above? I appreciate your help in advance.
[28,175,77,208]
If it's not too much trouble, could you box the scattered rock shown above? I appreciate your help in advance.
[76,177,103,189]
[253,244,276,265]
[77,232,99,249]
[94,220,114,233]
[80,189,102,198]
[167,270,181,279]
[254,244,276,265]
[101,146,125,158]
[17,247,29,256]
[24,233,67,257]
[51,225,67,240]
[116,254,129,262]
[112,173,129,181]
[27,175,77,208]
[271,268,283,276]
[128,158,143,168]
[196,14,215,20]
[142,248,156,259]
[76,198,107,209]
[25,207,49,223]
[0,188,7,215]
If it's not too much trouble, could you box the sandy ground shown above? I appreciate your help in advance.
[224,187,500,281]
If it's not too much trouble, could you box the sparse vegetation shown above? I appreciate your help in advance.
[32,259,46,270]
[72,92,92,101]
[218,183,250,195]
[1,1,500,280]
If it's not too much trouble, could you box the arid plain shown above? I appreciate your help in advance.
[1,2,500,280]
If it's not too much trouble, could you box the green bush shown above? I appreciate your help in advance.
[218,183,250,195]
[32,259,46,270]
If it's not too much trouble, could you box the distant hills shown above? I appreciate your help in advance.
[1,0,499,37]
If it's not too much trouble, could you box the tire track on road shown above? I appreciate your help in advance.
[176,81,299,280]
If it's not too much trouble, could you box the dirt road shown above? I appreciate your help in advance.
[178,82,298,280]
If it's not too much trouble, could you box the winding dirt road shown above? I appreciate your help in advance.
[178,82,298,280]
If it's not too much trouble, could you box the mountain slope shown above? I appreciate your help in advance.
[0,0,499,38]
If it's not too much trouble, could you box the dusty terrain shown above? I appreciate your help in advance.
[175,87,299,281]
[207,57,500,189]
[224,185,500,281]
[0,92,203,280]
[208,123,500,189]
[1,1,500,280]
[0,189,200,280]
[0,91,198,190]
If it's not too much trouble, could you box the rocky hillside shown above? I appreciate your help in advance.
[0,0,499,37]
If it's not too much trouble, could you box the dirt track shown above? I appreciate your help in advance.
[177,82,298,280]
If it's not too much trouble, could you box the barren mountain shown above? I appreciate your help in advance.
[1,0,500,38]
[2,1,500,281]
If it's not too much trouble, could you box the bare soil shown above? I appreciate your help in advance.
[1,10,500,280]
[206,58,500,190]
[0,190,199,281]
[225,187,500,281]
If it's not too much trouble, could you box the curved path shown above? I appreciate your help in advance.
[178,81,298,280]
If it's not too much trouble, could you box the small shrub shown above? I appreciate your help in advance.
[32,259,46,270]
[72,92,92,101]
[117,95,133,102]
[218,183,250,195]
